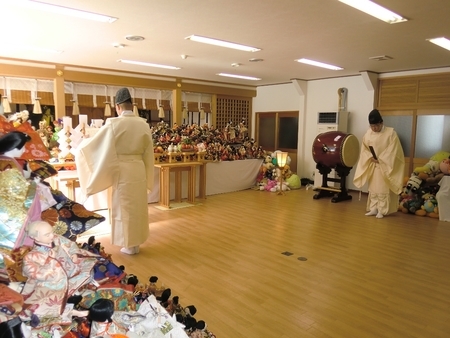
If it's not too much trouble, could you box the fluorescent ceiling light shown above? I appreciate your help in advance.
[1,43,63,54]
[186,35,261,52]
[295,58,343,70]
[217,73,261,81]
[118,59,181,70]
[428,37,450,52]
[19,0,117,23]
[338,0,407,24]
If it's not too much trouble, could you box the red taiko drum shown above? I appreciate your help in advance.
[312,131,360,168]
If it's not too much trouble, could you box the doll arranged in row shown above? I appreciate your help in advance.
[0,228,216,338]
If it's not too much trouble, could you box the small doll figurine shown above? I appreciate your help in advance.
[88,298,128,338]
[21,220,98,318]
[0,131,32,177]
[0,317,32,338]
[51,118,62,142]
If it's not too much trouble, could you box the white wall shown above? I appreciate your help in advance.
[253,74,375,191]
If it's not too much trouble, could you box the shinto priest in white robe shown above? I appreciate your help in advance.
[353,125,405,215]
[76,112,154,248]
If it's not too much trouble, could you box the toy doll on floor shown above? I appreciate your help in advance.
[21,220,99,319]
[0,317,32,338]
[87,298,128,338]
[0,131,106,240]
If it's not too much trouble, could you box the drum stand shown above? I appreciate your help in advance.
[313,164,352,203]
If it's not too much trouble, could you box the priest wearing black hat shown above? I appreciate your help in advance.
[353,109,405,218]
[76,87,154,254]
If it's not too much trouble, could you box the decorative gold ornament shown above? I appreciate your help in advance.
[56,70,64,77]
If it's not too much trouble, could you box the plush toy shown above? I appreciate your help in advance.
[286,173,301,189]
[263,179,277,191]
[399,175,426,214]
[270,181,290,192]
[404,175,423,195]
[440,158,450,175]
[416,193,439,218]
[414,151,450,177]
[401,194,424,214]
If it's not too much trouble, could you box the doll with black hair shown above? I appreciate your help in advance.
[1,130,106,241]
[0,131,32,176]
[88,298,128,338]
[0,317,32,338]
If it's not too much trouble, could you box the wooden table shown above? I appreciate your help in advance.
[154,161,206,209]
[49,161,76,170]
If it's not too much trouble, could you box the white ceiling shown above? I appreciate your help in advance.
[1,0,450,87]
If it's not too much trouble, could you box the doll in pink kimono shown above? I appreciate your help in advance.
[21,220,99,318]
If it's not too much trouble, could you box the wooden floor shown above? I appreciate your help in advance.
[92,187,450,338]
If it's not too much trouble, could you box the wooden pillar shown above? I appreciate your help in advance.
[54,67,66,119]
[172,81,182,126]
[211,94,217,128]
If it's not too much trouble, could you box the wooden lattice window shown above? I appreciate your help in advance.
[216,96,251,131]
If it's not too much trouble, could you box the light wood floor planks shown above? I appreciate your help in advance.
[93,188,450,338]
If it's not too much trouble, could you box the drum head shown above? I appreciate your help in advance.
[312,131,360,168]
[341,134,360,167]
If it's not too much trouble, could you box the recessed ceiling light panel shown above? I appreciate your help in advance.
[117,59,180,70]
[186,35,261,52]
[428,37,450,52]
[338,0,407,24]
[22,1,117,23]
[295,58,343,70]
[217,73,261,81]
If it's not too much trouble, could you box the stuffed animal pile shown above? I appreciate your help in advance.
[255,150,301,192]
[399,151,450,217]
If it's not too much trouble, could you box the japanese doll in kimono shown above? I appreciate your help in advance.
[21,220,98,318]
[0,130,106,242]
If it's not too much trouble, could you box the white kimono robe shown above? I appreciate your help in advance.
[353,126,405,215]
[76,112,154,247]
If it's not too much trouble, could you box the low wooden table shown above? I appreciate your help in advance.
[154,161,206,209]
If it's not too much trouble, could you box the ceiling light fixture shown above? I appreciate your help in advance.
[295,58,343,70]
[20,1,117,23]
[217,73,261,81]
[186,35,261,52]
[369,55,393,61]
[117,59,181,70]
[338,0,407,24]
[125,35,145,41]
[427,37,450,52]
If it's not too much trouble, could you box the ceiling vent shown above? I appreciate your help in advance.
[369,55,393,61]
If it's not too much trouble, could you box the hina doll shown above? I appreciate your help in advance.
[21,220,98,318]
